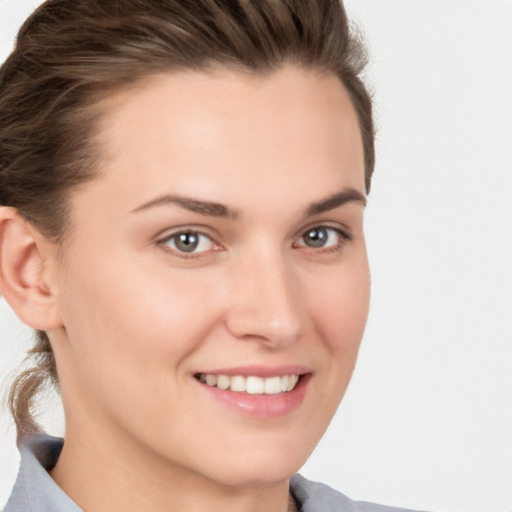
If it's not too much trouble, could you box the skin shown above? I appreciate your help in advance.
[9,65,370,512]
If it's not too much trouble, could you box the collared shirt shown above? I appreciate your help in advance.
[4,435,427,512]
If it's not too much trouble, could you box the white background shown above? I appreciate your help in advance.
[0,1,511,511]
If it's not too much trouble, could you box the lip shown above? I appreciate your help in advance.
[193,365,312,418]
[195,365,312,378]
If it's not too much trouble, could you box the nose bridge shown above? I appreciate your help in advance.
[226,244,303,346]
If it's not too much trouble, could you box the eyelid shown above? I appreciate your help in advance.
[294,221,353,241]
[292,224,353,253]
[154,223,220,243]
[153,222,353,258]
[155,226,223,257]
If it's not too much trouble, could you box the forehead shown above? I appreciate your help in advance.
[82,65,365,215]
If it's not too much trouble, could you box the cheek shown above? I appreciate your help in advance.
[55,264,227,444]
[296,256,370,445]
[309,256,370,355]
[56,256,222,400]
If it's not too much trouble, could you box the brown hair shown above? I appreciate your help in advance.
[0,0,374,437]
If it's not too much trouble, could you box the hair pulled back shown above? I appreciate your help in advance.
[0,0,374,437]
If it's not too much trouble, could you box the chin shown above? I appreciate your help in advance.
[195,438,314,488]
[209,462,301,489]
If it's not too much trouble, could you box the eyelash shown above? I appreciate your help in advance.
[156,225,352,259]
[157,229,220,259]
[293,225,352,254]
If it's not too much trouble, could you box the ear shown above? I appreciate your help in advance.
[0,207,62,330]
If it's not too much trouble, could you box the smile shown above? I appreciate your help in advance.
[195,373,300,394]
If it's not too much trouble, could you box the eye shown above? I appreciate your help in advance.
[159,230,218,255]
[294,226,351,251]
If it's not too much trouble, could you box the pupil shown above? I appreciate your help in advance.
[176,232,199,252]
[305,228,327,248]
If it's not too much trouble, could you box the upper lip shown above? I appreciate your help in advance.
[194,365,312,378]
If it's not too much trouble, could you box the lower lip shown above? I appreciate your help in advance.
[196,374,311,418]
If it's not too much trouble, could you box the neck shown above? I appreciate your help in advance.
[51,421,294,512]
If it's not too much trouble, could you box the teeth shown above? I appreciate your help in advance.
[246,376,264,394]
[205,374,217,386]
[230,375,246,392]
[217,375,230,390]
[264,376,282,395]
[287,374,299,391]
[197,373,301,394]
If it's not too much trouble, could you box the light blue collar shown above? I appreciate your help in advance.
[4,435,81,512]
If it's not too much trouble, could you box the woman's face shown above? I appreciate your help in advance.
[49,65,370,486]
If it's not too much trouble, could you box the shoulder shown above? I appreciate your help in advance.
[290,474,431,512]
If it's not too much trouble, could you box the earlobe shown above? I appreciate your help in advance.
[0,206,62,330]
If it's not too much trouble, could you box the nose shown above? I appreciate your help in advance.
[224,250,304,349]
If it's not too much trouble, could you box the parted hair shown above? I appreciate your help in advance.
[0,0,374,437]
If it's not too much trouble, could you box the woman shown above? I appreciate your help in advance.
[0,1,424,511]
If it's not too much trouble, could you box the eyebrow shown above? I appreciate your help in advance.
[131,195,239,219]
[131,187,366,219]
[304,188,367,217]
